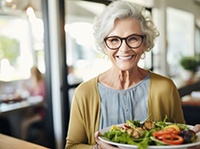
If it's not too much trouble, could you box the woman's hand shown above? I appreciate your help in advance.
[94,131,118,149]
[188,124,200,149]
[192,124,200,133]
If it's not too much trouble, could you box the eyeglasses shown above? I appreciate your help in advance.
[104,34,145,50]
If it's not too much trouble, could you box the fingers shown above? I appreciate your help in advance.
[193,124,200,133]
[94,131,100,148]
[95,131,100,142]
[94,131,118,149]
[94,131,106,149]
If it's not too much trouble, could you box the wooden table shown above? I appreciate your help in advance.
[0,133,49,149]
[0,96,45,115]
[0,96,45,137]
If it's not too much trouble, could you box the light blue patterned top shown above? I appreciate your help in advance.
[98,73,150,130]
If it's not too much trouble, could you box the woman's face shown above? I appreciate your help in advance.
[104,18,145,71]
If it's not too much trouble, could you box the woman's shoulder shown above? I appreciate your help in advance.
[149,71,175,87]
[78,76,98,87]
[72,76,100,106]
[75,76,99,95]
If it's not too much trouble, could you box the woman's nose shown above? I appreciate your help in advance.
[119,40,131,52]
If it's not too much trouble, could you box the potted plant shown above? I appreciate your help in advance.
[179,56,198,81]
[180,56,198,72]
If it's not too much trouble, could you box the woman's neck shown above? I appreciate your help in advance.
[99,67,148,90]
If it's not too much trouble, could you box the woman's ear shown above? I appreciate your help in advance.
[104,49,108,55]
[103,46,108,55]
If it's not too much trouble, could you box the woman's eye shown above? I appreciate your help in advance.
[109,38,119,43]
[128,36,138,42]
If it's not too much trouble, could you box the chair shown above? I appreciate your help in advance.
[26,120,46,146]
[178,81,200,125]
[0,117,11,135]
[178,81,200,97]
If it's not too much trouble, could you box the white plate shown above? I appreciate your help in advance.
[98,124,200,149]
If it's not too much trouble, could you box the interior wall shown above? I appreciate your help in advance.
[167,0,200,19]
[155,0,200,19]
[152,0,200,76]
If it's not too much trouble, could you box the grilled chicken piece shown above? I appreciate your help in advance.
[126,128,133,135]
[143,120,155,130]
[132,127,144,138]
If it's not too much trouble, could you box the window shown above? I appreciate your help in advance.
[166,7,195,77]
[0,9,45,81]
[0,16,33,81]
[65,1,110,83]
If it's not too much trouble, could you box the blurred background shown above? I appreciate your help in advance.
[0,0,200,149]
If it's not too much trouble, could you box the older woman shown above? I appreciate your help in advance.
[66,1,199,149]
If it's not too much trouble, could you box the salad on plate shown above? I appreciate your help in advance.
[99,116,197,149]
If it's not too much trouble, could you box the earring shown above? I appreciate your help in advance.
[141,52,146,59]
[103,54,109,61]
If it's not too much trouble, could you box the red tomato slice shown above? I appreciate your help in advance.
[164,128,180,135]
[157,135,164,140]
[162,134,184,145]
[152,129,173,137]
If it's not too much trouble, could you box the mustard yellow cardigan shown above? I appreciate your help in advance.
[65,72,185,149]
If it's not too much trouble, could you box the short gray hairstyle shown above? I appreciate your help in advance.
[93,1,159,54]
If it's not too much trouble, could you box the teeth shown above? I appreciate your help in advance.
[118,56,132,60]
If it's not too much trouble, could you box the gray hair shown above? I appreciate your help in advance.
[93,1,159,54]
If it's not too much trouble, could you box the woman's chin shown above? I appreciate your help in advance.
[116,65,137,72]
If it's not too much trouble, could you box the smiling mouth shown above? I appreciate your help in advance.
[117,55,134,60]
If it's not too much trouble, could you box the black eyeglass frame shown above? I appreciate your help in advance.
[104,34,146,50]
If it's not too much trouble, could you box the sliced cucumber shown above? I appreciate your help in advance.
[150,136,167,145]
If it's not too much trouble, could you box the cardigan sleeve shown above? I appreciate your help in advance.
[148,72,185,124]
[65,77,100,149]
